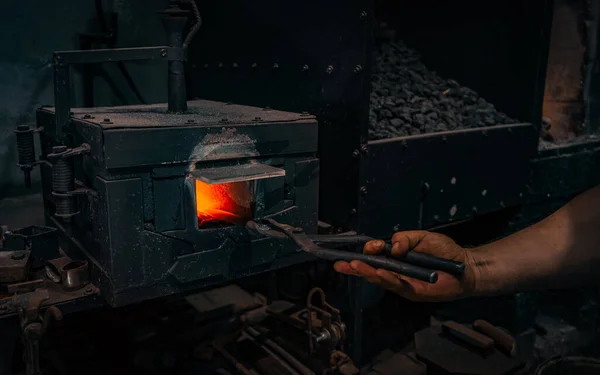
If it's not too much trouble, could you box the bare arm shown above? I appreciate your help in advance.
[334,185,600,301]
[473,184,600,295]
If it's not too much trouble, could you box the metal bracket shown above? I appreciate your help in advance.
[306,287,345,354]
[12,289,63,375]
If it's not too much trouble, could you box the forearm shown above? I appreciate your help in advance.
[471,185,600,295]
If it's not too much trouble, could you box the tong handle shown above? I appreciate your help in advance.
[308,234,465,277]
[312,248,438,283]
[382,244,465,277]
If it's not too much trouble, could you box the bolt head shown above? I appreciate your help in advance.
[85,287,94,295]
[326,65,334,74]
[360,186,367,195]
[354,65,363,73]
[161,49,167,57]
[352,149,360,158]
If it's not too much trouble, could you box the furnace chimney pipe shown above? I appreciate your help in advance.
[160,3,189,113]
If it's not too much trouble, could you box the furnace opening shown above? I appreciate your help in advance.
[195,179,254,228]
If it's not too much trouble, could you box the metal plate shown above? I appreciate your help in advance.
[359,124,537,238]
[42,99,315,129]
[191,163,285,184]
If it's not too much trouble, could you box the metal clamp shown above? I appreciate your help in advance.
[12,289,63,375]
[306,287,345,354]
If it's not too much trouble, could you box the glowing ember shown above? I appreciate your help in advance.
[195,179,253,227]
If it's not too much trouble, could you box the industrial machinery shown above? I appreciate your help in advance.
[3,0,600,374]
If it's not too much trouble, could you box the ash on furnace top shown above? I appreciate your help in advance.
[41,100,315,129]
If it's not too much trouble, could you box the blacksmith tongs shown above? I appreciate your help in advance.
[248,218,465,284]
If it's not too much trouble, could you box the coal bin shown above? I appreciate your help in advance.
[369,40,519,140]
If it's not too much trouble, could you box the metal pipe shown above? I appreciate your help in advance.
[160,3,189,113]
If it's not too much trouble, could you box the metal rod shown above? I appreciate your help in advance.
[52,46,184,64]
[309,234,464,277]
[53,65,70,142]
[161,5,188,113]
[312,248,438,283]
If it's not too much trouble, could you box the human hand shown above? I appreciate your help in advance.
[333,231,479,302]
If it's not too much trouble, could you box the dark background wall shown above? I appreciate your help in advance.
[0,0,170,199]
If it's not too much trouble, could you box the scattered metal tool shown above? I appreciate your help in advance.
[248,219,451,284]
[473,319,518,357]
[441,320,495,356]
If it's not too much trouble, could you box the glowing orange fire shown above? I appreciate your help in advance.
[195,179,253,227]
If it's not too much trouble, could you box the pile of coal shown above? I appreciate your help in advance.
[369,41,518,140]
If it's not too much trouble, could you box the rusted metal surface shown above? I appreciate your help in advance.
[41,99,315,129]
[0,250,31,283]
[415,323,527,375]
[474,320,518,357]
[0,277,101,319]
[441,321,495,355]
[3,279,44,294]
[12,289,63,375]
[330,351,360,375]
[306,287,345,354]
[542,0,586,141]
[45,257,90,291]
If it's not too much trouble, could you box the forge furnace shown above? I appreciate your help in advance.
[34,101,318,306]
